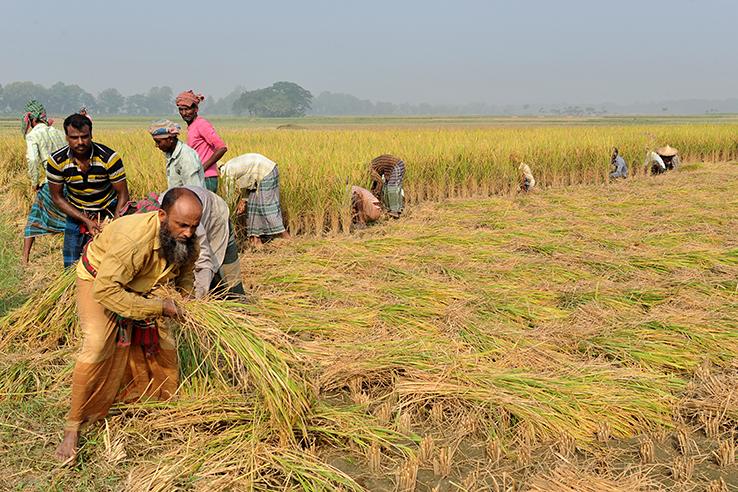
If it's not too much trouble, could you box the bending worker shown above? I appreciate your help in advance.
[148,120,205,188]
[369,154,405,218]
[55,188,202,462]
[351,185,382,226]
[160,185,245,298]
[220,153,290,247]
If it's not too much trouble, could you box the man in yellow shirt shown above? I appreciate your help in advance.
[55,188,203,462]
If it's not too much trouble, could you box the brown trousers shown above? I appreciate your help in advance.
[65,279,178,432]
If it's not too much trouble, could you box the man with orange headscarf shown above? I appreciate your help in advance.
[176,90,228,193]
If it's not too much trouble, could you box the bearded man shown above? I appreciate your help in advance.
[55,187,203,462]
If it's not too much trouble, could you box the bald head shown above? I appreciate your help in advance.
[158,187,203,241]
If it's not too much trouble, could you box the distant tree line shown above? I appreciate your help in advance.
[2,80,734,117]
[0,81,313,117]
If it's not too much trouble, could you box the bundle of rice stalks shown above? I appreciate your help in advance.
[178,299,312,440]
[0,266,77,350]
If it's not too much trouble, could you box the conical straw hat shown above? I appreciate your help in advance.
[656,145,678,157]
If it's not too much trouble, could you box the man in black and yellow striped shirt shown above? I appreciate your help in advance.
[47,114,130,267]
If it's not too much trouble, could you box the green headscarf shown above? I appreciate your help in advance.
[21,99,49,135]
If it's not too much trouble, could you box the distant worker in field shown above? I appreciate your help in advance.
[78,106,93,124]
[47,114,130,267]
[54,187,202,463]
[645,150,667,175]
[21,100,67,264]
[176,90,227,193]
[610,147,628,179]
[148,120,205,188]
[351,185,382,226]
[518,162,536,192]
[369,154,405,218]
[160,186,245,298]
[220,153,290,247]
[656,145,680,171]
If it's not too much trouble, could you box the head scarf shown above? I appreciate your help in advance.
[21,99,49,135]
[148,120,181,138]
[176,90,205,108]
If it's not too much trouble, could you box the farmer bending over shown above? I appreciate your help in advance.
[149,120,205,188]
[518,162,536,192]
[369,154,405,218]
[220,153,290,247]
[352,185,382,226]
[55,188,202,462]
[161,186,245,298]
[47,113,129,267]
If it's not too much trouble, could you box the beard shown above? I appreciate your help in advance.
[159,220,197,268]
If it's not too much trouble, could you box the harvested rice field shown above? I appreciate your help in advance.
[0,120,737,491]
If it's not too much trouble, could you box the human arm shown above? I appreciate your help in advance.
[193,224,217,298]
[92,239,170,319]
[202,146,227,172]
[198,120,228,172]
[112,180,130,218]
[48,181,104,234]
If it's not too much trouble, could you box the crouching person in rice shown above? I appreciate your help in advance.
[55,187,203,462]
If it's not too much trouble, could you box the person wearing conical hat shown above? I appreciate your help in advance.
[148,120,205,188]
[656,145,680,171]
[176,90,227,193]
[645,150,667,175]
[21,99,67,264]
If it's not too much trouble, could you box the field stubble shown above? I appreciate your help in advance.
[0,122,737,490]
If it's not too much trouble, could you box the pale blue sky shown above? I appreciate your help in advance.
[1,0,735,104]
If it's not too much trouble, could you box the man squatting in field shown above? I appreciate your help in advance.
[220,153,291,247]
[149,120,205,188]
[47,114,130,268]
[20,100,67,263]
[176,90,227,193]
[55,188,202,462]
[610,147,628,179]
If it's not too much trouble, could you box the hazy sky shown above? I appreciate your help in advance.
[2,0,735,105]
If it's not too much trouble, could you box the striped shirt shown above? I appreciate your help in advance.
[46,142,126,212]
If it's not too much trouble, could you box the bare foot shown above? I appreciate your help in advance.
[249,236,263,249]
[55,430,79,464]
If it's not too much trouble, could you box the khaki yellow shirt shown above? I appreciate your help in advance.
[76,212,195,319]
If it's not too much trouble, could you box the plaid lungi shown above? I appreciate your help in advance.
[62,202,116,268]
[24,183,66,238]
[247,166,286,237]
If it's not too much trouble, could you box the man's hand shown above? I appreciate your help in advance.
[83,218,103,235]
[236,198,248,215]
[162,299,183,319]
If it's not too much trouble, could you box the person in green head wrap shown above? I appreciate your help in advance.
[21,100,68,263]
